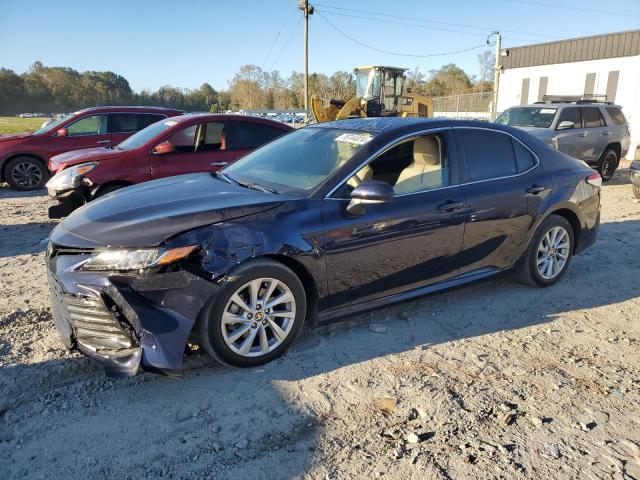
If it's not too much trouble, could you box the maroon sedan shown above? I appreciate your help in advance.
[0,106,183,190]
[46,114,293,218]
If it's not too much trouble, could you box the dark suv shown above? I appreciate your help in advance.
[0,106,183,190]
[497,99,630,181]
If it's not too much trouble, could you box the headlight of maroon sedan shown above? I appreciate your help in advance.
[46,118,601,377]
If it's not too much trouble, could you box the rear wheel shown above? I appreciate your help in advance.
[5,156,48,190]
[197,259,307,367]
[518,214,574,287]
[597,148,618,182]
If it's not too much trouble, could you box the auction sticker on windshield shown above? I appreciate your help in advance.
[335,133,373,145]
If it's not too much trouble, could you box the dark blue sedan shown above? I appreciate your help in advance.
[46,118,601,376]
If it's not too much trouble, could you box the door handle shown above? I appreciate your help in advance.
[436,200,465,212]
[210,161,229,167]
[579,132,587,138]
[96,140,110,144]
[526,184,546,194]
[601,131,611,136]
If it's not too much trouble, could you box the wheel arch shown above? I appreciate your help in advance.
[605,142,621,162]
[543,207,582,254]
[262,254,319,326]
[92,180,134,197]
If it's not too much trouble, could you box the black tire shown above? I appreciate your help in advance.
[597,148,618,182]
[518,214,575,287]
[93,183,126,198]
[197,259,307,367]
[5,156,48,190]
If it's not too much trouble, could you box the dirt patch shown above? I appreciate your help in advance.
[1,173,639,479]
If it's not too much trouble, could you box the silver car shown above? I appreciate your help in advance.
[497,101,631,181]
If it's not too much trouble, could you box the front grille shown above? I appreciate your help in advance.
[48,272,135,352]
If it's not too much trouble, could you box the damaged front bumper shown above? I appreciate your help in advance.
[46,244,218,376]
[47,185,89,219]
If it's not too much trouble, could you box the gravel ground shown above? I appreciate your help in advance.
[1,169,639,480]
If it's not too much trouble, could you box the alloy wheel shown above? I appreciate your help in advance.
[221,277,296,357]
[11,161,43,188]
[536,226,570,280]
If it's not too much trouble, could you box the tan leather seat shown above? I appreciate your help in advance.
[394,136,442,194]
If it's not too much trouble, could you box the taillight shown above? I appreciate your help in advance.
[586,172,602,187]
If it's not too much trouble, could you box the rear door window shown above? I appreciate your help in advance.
[66,115,108,136]
[605,107,626,125]
[556,108,582,129]
[227,122,287,150]
[457,129,517,182]
[581,107,606,128]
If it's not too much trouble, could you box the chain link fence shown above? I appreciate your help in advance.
[430,91,494,121]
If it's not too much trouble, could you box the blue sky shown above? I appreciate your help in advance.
[1,0,638,92]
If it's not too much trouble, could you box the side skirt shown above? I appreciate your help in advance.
[317,267,504,324]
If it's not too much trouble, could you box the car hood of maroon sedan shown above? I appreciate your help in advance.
[50,173,290,248]
[51,146,126,167]
[0,133,31,143]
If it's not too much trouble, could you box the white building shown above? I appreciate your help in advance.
[497,29,640,160]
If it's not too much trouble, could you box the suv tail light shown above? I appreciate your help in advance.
[586,172,602,187]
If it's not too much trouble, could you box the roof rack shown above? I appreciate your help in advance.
[535,94,612,105]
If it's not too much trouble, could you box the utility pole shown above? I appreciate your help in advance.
[298,0,314,119]
[491,31,502,121]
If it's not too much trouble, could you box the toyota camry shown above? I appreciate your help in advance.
[46,117,601,376]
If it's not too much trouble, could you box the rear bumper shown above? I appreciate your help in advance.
[46,245,218,376]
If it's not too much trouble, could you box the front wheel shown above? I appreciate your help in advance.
[518,214,574,287]
[597,148,618,182]
[197,259,307,367]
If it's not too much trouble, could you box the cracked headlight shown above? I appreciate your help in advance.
[46,162,99,191]
[80,246,198,271]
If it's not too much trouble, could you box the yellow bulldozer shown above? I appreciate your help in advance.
[311,66,433,123]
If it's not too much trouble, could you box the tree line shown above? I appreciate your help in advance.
[0,55,494,115]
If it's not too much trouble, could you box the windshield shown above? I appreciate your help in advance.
[496,107,558,128]
[223,127,374,194]
[116,119,175,150]
[32,114,72,135]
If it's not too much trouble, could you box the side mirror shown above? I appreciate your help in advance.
[347,180,394,215]
[56,128,68,137]
[152,140,174,155]
[557,120,575,130]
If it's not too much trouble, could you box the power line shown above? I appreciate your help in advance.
[261,30,281,69]
[503,0,640,18]
[317,9,546,44]
[314,2,562,39]
[270,17,303,71]
[316,10,491,58]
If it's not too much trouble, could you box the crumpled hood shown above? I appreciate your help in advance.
[51,173,288,248]
[51,146,125,167]
[0,133,30,143]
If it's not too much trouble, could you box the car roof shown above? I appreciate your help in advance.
[517,103,622,109]
[164,113,294,129]
[311,117,502,134]
[74,106,184,114]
